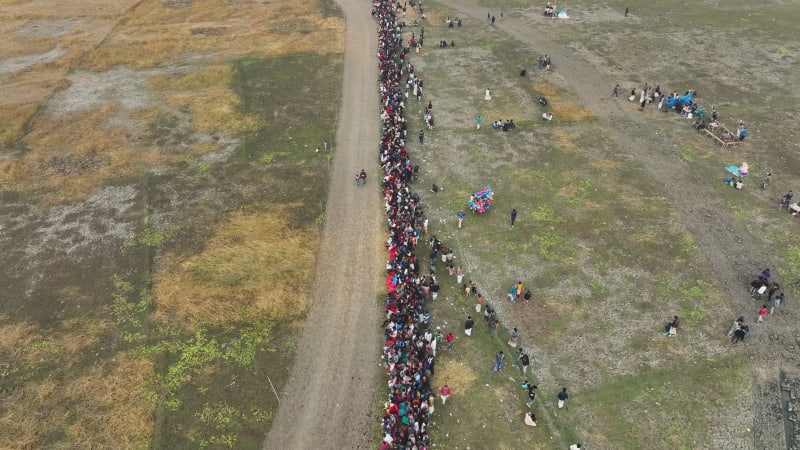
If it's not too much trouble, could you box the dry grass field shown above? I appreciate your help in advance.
[0,0,342,447]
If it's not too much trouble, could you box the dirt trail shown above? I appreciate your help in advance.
[435,1,799,448]
[262,0,383,448]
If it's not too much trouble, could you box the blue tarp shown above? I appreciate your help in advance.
[725,165,748,177]
[664,92,694,108]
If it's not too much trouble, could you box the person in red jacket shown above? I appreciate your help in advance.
[445,332,454,350]
[439,384,452,404]
[757,304,768,323]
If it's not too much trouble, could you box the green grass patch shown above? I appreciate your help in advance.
[579,355,749,449]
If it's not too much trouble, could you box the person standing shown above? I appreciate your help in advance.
[520,352,531,375]
[457,210,465,228]
[445,331,454,350]
[465,315,475,336]
[516,281,524,302]
[484,88,492,101]
[757,305,768,323]
[456,266,464,284]
[511,347,524,368]
[510,208,517,228]
[508,328,520,347]
[767,282,781,302]
[439,383,452,404]
[493,351,505,372]
[508,284,517,302]
[476,115,482,129]
[418,129,425,144]
[557,387,569,409]
[526,384,538,407]
[771,293,784,314]
[523,289,532,305]
[430,281,440,300]
[612,83,619,97]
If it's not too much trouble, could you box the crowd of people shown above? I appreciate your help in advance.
[374,2,445,448]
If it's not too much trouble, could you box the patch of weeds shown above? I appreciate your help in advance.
[532,230,566,260]
[588,279,610,298]
[25,339,63,356]
[159,331,223,408]
[785,245,800,279]
[180,153,196,165]
[566,179,592,207]
[142,321,274,410]
[678,145,696,162]
[194,401,244,448]
[654,275,673,299]
[111,275,150,344]
[530,204,564,223]
[679,280,712,300]
[679,307,709,325]
[778,46,789,54]
[679,233,700,255]
[195,163,211,176]
[222,321,274,368]
[0,363,19,379]
[136,225,174,248]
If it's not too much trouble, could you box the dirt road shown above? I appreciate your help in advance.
[261,0,382,448]
[436,1,796,447]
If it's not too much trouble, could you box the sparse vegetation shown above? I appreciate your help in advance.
[0,0,340,446]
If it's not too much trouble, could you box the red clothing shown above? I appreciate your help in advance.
[439,385,451,396]
[758,307,768,317]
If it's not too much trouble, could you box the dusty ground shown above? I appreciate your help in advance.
[410,0,799,447]
[261,0,383,447]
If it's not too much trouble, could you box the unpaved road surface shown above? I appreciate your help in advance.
[262,0,383,447]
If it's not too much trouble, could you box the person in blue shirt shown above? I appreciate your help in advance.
[457,210,465,228]
[739,127,748,141]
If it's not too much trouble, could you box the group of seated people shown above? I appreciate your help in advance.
[492,119,516,131]
[692,118,708,130]
[724,177,744,190]
[445,16,462,27]
[729,316,750,343]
